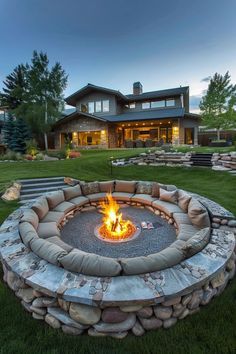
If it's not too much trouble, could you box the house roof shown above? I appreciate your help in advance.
[54,110,107,127]
[65,83,128,106]
[126,86,189,101]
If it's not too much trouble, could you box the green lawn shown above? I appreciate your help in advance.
[0,150,235,354]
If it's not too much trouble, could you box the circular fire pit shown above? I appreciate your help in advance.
[0,180,235,339]
[94,222,141,243]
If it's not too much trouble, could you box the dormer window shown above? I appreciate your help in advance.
[142,102,150,109]
[151,100,165,108]
[88,102,94,114]
[129,102,136,109]
[166,99,175,107]
[102,100,109,112]
[95,101,102,112]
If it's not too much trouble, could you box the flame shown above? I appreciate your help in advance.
[99,193,136,241]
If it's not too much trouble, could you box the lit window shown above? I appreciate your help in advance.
[102,100,109,112]
[95,101,102,112]
[129,102,135,109]
[142,102,150,109]
[88,102,94,113]
[166,99,175,107]
[151,100,165,108]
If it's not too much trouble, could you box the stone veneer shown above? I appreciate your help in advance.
[0,193,235,338]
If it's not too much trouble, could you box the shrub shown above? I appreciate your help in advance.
[26,139,38,157]
[35,153,45,160]
[0,150,23,161]
[68,151,81,159]
[25,154,34,161]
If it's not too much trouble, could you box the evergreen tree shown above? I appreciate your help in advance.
[200,72,236,140]
[2,114,15,150]
[11,118,31,153]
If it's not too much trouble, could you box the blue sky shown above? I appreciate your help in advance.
[1,0,236,112]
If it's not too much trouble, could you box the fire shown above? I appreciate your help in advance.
[99,193,136,241]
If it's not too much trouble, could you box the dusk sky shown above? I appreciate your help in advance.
[1,0,236,112]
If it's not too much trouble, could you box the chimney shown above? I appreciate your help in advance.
[133,81,143,95]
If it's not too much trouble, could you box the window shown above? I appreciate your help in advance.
[102,100,109,112]
[142,102,150,109]
[80,103,88,113]
[129,102,136,109]
[95,101,102,112]
[151,100,165,108]
[88,102,94,114]
[166,99,175,107]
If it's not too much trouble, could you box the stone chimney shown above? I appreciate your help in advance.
[133,82,143,95]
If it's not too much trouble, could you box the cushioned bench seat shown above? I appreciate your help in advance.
[86,192,107,202]
[69,195,89,206]
[19,222,39,247]
[53,201,75,214]
[112,192,134,202]
[177,223,200,241]
[131,194,157,206]
[47,236,73,252]
[37,222,60,238]
[41,211,64,225]
[152,200,183,217]
[173,212,192,228]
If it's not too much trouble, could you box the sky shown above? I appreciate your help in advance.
[1,0,236,112]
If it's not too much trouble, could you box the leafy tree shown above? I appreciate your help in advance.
[200,72,236,140]
[11,117,31,153]
[2,114,15,150]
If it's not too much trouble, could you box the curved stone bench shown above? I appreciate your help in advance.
[0,179,235,337]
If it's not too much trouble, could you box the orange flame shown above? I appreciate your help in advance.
[99,193,136,241]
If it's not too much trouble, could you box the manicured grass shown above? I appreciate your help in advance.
[0,150,235,354]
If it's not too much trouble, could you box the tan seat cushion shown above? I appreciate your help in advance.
[54,201,75,214]
[63,185,82,201]
[37,222,60,239]
[177,223,200,241]
[41,211,64,225]
[60,250,121,276]
[30,238,67,265]
[112,192,134,202]
[20,209,39,230]
[159,188,178,204]
[151,182,160,198]
[152,200,183,217]
[131,194,157,206]
[188,199,211,228]
[32,197,49,220]
[182,227,211,257]
[46,191,65,210]
[69,195,89,206]
[81,182,100,195]
[87,192,107,202]
[136,182,153,195]
[115,180,136,193]
[19,222,39,247]
[178,190,192,213]
[99,181,115,193]
[173,212,192,228]
[47,236,73,252]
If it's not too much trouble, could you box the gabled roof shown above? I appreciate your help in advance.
[126,86,189,101]
[54,110,107,127]
[65,83,128,106]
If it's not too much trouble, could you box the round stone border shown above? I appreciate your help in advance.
[0,190,235,337]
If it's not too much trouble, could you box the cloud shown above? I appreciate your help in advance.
[201,76,211,83]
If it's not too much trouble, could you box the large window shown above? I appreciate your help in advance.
[129,102,136,109]
[102,100,109,112]
[166,99,175,107]
[142,102,150,109]
[151,100,165,108]
[88,102,94,114]
[95,101,102,112]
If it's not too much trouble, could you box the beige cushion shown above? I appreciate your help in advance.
[152,200,183,217]
[121,247,185,275]
[178,190,192,213]
[32,197,49,220]
[182,227,211,257]
[30,238,67,265]
[136,182,153,195]
[159,188,178,204]
[151,182,160,198]
[112,192,134,202]
[188,199,211,228]
[41,211,64,225]
[87,192,107,202]
[54,201,75,214]
[46,191,65,210]
[81,182,100,195]
[37,222,60,239]
[131,194,157,206]
[69,195,89,206]
[19,222,39,247]
[173,212,192,228]
[63,185,82,201]
[21,209,39,230]
[177,224,200,241]
[60,250,121,276]
[47,236,73,252]
[115,180,136,193]
[99,181,115,193]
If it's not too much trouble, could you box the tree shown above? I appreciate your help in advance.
[2,114,16,150]
[200,72,236,140]
[0,51,68,149]
[11,117,31,153]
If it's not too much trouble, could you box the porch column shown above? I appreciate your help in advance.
[194,127,198,145]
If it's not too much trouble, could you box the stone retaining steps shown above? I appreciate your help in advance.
[18,177,68,203]
[190,153,213,167]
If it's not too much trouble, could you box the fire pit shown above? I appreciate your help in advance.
[94,193,140,243]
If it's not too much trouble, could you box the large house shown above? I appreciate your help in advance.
[54,82,200,148]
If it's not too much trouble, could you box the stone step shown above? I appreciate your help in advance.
[18,177,65,185]
[20,180,67,190]
[20,184,68,196]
